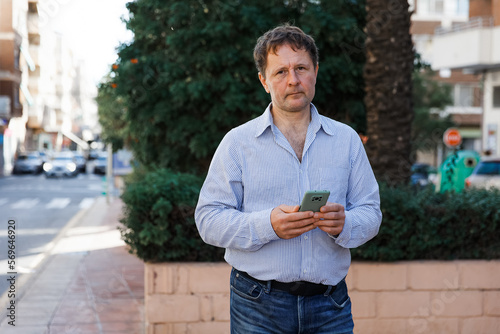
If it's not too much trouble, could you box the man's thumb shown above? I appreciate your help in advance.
[281,204,300,213]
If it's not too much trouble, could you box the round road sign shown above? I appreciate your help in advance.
[443,128,462,148]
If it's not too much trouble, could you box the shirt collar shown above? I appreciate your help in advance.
[255,103,335,138]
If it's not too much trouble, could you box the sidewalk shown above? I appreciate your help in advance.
[0,196,145,333]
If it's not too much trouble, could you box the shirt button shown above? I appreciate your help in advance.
[304,235,308,240]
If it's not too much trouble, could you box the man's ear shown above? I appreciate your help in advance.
[258,72,270,93]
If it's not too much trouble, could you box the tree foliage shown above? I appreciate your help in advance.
[411,61,455,155]
[96,76,128,151]
[100,0,367,174]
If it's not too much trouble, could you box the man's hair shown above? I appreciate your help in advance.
[253,24,319,77]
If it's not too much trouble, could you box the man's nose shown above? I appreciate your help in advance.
[288,70,300,85]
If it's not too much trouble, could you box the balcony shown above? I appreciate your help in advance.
[432,17,500,71]
[27,103,44,129]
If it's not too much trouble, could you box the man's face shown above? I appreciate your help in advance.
[259,44,318,115]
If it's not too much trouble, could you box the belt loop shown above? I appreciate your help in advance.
[323,285,334,296]
[266,280,272,293]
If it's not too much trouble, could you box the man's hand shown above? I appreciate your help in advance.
[271,205,317,239]
[313,202,345,237]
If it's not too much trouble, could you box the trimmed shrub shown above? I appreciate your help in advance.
[120,169,500,263]
[119,168,224,262]
[351,184,500,261]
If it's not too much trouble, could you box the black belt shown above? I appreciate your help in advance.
[235,269,336,297]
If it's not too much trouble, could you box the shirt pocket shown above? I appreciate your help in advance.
[318,167,349,205]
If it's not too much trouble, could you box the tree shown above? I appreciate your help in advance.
[96,75,128,151]
[411,60,454,156]
[364,0,414,185]
[101,0,368,174]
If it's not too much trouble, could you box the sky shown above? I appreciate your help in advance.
[40,0,133,84]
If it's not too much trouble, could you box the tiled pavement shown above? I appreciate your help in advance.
[0,197,145,333]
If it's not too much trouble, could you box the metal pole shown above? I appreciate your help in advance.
[106,144,113,204]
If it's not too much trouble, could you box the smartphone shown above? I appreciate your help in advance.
[299,190,330,212]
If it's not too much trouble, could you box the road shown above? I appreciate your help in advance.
[0,171,107,297]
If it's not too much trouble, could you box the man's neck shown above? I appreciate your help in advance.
[270,104,311,133]
[270,104,311,162]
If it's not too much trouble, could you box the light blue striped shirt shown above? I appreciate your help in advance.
[195,104,382,285]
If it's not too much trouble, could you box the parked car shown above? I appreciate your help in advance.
[43,152,79,178]
[411,163,437,188]
[12,152,44,174]
[38,151,52,163]
[465,156,500,190]
[72,152,87,173]
[93,154,107,175]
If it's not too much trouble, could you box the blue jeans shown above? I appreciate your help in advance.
[230,268,354,334]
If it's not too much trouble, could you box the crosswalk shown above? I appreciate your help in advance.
[0,197,96,210]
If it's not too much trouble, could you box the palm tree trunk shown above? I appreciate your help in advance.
[364,0,414,185]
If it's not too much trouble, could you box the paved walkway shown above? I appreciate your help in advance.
[0,197,145,333]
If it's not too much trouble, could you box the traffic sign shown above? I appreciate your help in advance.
[443,128,462,148]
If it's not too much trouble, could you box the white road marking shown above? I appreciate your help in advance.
[46,198,71,209]
[79,197,95,209]
[11,198,40,209]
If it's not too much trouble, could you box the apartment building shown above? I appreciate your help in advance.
[0,0,33,175]
[432,0,500,156]
[0,0,96,175]
[410,0,485,166]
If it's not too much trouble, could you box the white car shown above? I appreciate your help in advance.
[465,156,500,190]
[43,152,79,178]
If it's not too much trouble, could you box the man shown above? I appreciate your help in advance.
[195,24,382,333]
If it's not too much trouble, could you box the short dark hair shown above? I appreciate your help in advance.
[253,24,319,77]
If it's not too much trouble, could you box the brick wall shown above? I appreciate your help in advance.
[469,0,492,19]
[145,261,500,334]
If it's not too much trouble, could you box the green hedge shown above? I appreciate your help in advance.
[119,168,224,262]
[120,169,500,263]
[351,184,500,261]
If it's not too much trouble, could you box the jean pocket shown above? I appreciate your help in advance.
[230,272,264,301]
[328,280,351,310]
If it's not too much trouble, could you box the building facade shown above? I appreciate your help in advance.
[432,0,500,156]
[0,0,97,176]
[410,0,485,167]
[0,0,33,175]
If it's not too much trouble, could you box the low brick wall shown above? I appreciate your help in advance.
[145,261,500,334]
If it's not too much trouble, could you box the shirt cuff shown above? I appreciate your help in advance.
[254,208,280,243]
[332,211,352,247]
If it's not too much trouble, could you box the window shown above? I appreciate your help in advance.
[14,46,20,69]
[454,84,476,107]
[434,0,444,14]
[456,0,469,16]
[493,86,500,108]
[28,2,38,13]
[417,0,444,15]
[14,84,21,108]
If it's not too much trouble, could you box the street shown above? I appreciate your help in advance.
[0,170,107,297]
